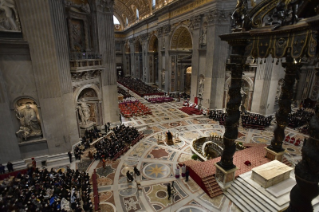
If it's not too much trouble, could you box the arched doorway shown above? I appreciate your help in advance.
[76,88,102,131]
[135,40,143,79]
[224,77,254,111]
[171,26,192,93]
[149,35,158,84]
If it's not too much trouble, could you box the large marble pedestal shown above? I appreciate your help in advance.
[251,160,293,188]
[265,147,285,161]
[215,163,237,190]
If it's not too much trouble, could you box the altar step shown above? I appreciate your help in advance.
[202,176,223,198]
[225,177,282,212]
[282,157,293,167]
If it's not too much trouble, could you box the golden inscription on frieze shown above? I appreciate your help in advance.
[159,0,213,22]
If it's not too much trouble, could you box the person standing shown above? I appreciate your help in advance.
[175,166,180,178]
[7,161,13,172]
[0,163,5,174]
[181,164,186,177]
[104,123,108,134]
[102,158,106,169]
[31,158,36,170]
[185,168,190,182]
[68,151,72,163]
[167,183,171,200]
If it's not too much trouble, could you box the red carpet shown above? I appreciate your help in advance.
[181,144,276,198]
[179,107,202,115]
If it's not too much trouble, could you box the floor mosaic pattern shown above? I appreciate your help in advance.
[74,84,311,212]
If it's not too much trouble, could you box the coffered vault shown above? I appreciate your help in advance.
[114,0,151,25]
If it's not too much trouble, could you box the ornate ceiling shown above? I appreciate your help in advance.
[114,0,151,26]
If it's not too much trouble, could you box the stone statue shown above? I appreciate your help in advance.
[77,98,94,128]
[200,24,207,45]
[0,0,20,31]
[198,76,205,95]
[231,0,251,31]
[240,88,247,112]
[15,104,42,140]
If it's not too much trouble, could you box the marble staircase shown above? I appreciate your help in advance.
[225,175,319,212]
[202,175,223,198]
[225,177,280,212]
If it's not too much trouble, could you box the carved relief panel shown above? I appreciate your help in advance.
[15,98,42,141]
[0,0,21,32]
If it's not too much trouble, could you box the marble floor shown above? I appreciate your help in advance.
[66,85,307,212]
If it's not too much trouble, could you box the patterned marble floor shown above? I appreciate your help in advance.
[72,85,307,212]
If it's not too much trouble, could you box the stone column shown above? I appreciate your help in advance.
[190,15,201,101]
[157,28,163,89]
[163,25,171,92]
[129,38,135,78]
[93,0,119,123]
[204,10,230,109]
[218,55,246,169]
[267,56,300,156]
[141,33,149,83]
[286,103,319,212]
[0,69,21,162]
[16,0,79,154]
[251,58,285,115]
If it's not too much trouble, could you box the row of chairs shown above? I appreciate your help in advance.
[285,135,302,146]
[112,133,144,161]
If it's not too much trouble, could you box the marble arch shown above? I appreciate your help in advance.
[170,25,193,50]
[74,84,102,104]
[148,34,158,52]
[224,76,254,92]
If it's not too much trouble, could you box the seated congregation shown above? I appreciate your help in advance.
[117,77,163,96]
[0,167,92,212]
[93,124,141,161]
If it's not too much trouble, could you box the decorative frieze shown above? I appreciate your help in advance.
[206,9,230,25]
[71,70,101,82]
[190,15,202,30]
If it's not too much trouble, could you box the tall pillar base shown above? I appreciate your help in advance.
[265,147,285,162]
[215,163,237,190]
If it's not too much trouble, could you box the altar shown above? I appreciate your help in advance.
[251,160,293,188]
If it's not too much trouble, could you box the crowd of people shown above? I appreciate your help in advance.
[0,167,92,212]
[119,101,152,117]
[117,87,132,99]
[144,95,173,103]
[93,124,140,161]
[73,128,101,161]
[241,112,273,129]
[208,110,227,124]
[118,77,162,96]
[288,108,314,129]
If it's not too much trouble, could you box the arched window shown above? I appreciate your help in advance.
[113,15,120,24]
[152,0,156,9]
[136,8,139,20]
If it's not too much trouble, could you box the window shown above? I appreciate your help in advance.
[152,0,156,9]
[136,8,139,20]
[113,15,120,24]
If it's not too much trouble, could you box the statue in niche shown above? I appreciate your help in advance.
[200,23,207,45]
[77,98,94,128]
[15,104,42,141]
[0,0,20,31]
[240,87,247,112]
[198,76,205,95]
